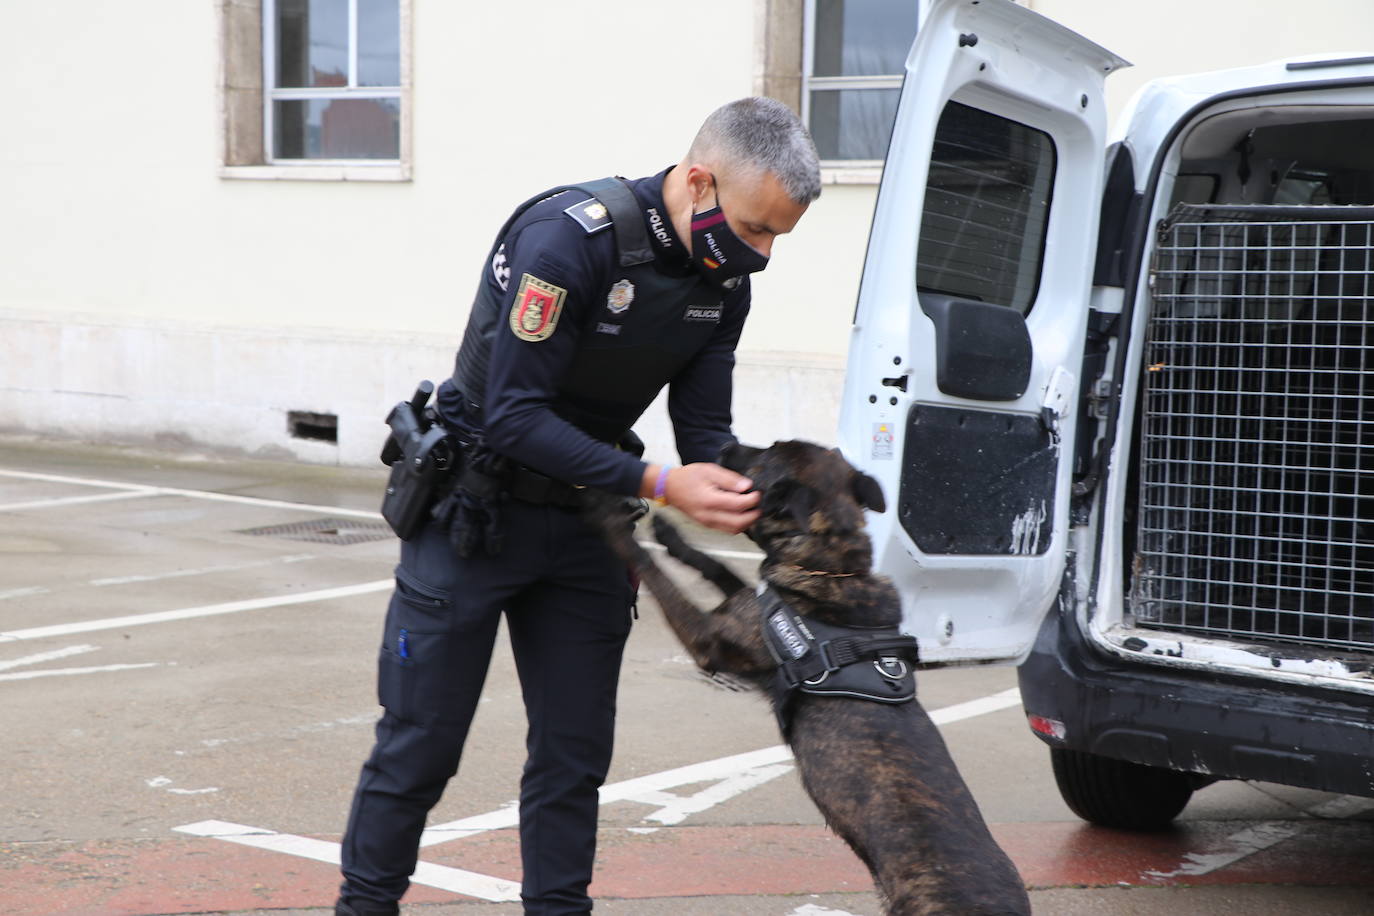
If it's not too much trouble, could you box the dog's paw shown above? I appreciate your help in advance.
[651,513,684,547]
[579,489,644,531]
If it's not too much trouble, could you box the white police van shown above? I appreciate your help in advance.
[839,0,1374,828]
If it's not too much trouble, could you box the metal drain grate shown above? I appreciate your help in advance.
[696,669,755,692]
[238,517,393,545]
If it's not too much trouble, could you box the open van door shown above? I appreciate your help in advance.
[837,0,1128,664]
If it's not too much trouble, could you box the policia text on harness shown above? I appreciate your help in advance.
[758,585,921,735]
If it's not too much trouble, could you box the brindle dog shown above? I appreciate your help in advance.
[586,440,1031,916]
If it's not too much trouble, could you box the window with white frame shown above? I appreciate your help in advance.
[264,0,402,162]
[803,0,918,163]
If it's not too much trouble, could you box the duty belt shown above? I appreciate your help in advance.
[504,464,584,508]
[445,457,582,509]
[758,584,920,735]
[431,400,585,510]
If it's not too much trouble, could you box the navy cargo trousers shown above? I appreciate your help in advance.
[338,499,634,915]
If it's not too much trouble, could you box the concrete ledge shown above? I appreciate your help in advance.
[0,311,844,467]
[219,164,411,182]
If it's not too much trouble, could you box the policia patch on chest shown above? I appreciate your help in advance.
[509,273,567,342]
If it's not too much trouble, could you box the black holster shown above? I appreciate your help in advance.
[380,381,456,540]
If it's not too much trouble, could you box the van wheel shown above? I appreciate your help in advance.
[1050,747,1196,830]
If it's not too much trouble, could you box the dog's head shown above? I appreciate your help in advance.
[720,440,885,551]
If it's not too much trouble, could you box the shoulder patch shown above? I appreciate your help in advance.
[490,243,511,292]
[563,196,613,235]
[509,273,567,342]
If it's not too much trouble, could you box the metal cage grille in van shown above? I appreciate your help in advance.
[1132,204,1374,652]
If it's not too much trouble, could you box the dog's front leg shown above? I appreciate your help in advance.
[582,492,772,677]
[636,564,774,677]
[651,514,747,599]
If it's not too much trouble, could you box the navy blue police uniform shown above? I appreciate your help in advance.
[338,168,750,916]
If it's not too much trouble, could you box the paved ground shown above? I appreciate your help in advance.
[1,434,1372,916]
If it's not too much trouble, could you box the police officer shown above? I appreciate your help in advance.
[336,97,820,916]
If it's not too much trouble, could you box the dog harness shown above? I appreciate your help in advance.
[758,584,921,735]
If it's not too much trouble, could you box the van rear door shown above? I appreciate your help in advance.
[837,0,1127,664]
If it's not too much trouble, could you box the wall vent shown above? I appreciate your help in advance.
[288,410,338,443]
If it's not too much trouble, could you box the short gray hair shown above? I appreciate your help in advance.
[688,97,822,205]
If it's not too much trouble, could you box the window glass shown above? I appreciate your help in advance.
[809,88,899,161]
[812,0,914,77]
[274,98,400,159]
[358,0,401,87]
[806,0,916,163]
[1274,172,1333,205]
[1173,174,1219,205]
[916,102,1056,314]
[267,0,401,162]
[276,0,349,88]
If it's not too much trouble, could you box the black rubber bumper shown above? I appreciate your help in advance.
[1017,603,1374,797]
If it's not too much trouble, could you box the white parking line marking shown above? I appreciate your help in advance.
[0,587,48,602]
[418,690,1024,845]
[177,688,1022,901]
[0,470,155,492]
[926,687,1023,725]
[1144,821,1301,879]
[0,662,159,682]
[0,644,99,672]
[598,745,795,806]
[636,763,795,826]
[153,485,384,519]
[0,579,392,642]
[173,820,522,902]
[190,711,377,753]
[418,803,521,845]
[0,468,770,575]
[641,540,762,562]
[0,469,766,565]
[146,776,219,795]
[419,744,800,845]
[0,468,383,520]
[89,553,316,587]
[0,489,158,512]
[789,906,863,916]
[1309,795,1374,819]
[1142,794,1374,879]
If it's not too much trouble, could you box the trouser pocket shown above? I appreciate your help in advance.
[376,565,486,727]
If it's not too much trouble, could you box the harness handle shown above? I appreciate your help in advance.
[824,634,921,668]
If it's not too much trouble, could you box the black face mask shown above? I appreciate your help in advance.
[690,177,769,288]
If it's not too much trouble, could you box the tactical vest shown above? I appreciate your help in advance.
[451,177,727,444]
[759,584,921,736]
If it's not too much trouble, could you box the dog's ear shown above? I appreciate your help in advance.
[719,442,764,475]
[852,472,886,513]
[762,479,818,531]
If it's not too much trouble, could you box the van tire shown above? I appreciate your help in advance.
[1050,747,1195,830]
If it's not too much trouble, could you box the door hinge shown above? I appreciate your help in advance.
[1087,378,1114,419]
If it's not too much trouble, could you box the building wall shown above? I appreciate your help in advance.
[1031,0,1374,122]
[2,1,1371,466]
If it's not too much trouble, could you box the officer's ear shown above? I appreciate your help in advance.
[684,163,715,206]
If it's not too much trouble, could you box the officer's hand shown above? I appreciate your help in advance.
[662,462,760,535]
